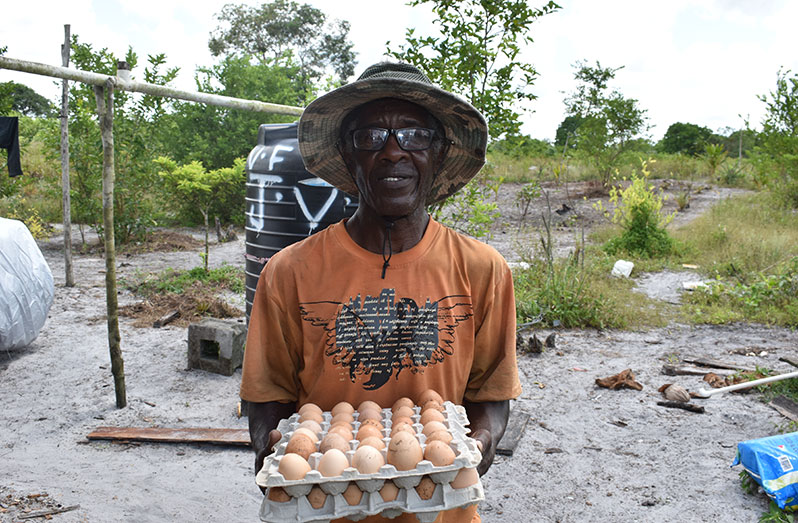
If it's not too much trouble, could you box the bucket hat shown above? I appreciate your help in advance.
[298,62,488,205]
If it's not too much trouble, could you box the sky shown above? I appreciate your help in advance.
[2,0,797,142]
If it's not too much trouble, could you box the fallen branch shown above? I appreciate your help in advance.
[656,401,705,413]
[18,505,80,519]
[681,357,754,372]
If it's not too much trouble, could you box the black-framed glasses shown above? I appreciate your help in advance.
[351,127,437,151]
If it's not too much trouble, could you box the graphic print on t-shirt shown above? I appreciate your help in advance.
[299,289,473,390]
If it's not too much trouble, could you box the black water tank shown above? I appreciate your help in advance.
[244,122,357,318]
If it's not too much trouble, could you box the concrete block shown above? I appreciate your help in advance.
[188,318,247,376]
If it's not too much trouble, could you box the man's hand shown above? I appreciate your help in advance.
[462,400,510,476]
[246,400,297,490]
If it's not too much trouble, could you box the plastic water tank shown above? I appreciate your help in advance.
[244,122,357,318]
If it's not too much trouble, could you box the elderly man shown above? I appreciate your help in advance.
[241,62,521,522]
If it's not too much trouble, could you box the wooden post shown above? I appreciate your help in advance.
[94,80,126,408]
[60,24,74,287]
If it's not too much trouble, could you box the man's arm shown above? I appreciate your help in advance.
[248,400,297,479]
[463,399,509,476]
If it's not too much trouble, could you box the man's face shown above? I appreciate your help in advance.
[340,98,447,219]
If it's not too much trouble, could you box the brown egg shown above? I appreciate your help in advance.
[298,403,323,416]
[331,401,355,417]
[425,429,453,445]
[451,467,479,489]
[298,419,323,435]
[393,405,415,420]
[277,453,311,480]
[331,412,355,425]
[342,483,363,505]
[417,389,443,407]
[392,397,414,412]
[358,436,386,451]
[356,424,383,441]
[380,480,399,502]
[292,427,319,443]
[391,415,414,428]
[285,433,316,460]
[423,440,456,466]
[387,431,423,471]
[319,432,350,454]
[360,418,384,431]
[390,421,416,436]
[421,421,448,438]
[327,424,354,441]
[357,400,381,414]
[415,476,436,500]
[421,399,444,412]
[358,407,383,423]
[299,410,324,424]
[420,408,445,425]
[307,486,327,509]
[317,448,350,477]
[352,444,385,474]
[267,487,291,502]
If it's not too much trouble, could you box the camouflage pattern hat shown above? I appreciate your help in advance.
[298,61,488,205]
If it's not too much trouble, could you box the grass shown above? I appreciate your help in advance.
[127,264,244,296]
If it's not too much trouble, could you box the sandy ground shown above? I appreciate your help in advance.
[2,181,796,522]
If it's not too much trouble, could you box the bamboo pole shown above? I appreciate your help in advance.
[94,81,126,409]
[0,56,303,115]
[60,25,74,287]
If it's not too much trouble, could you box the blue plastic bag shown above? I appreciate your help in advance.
[732,432,798,511]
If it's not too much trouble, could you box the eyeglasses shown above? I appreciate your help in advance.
[351,127,437,151]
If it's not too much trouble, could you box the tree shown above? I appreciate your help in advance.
[554,115,583,150]
[387,0,560,140]
[563,60,648,186]
[155,157,246,271]
[208,1,356,103]
[0,82,54,117]
[659,122,712,156]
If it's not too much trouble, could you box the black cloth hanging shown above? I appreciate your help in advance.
[0,116,23,177]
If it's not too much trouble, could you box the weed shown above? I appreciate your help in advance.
[129,264,244,296]
[515,181,542,230]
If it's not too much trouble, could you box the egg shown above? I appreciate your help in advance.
[319,433,350,455]
[391,415,413,428]
[425,429,453,445]
[358,436,386,450]
[356,424,383,441]
[421,399,444,412]
[292,427,319,443]
[299,410,324,424]
[331,412,354,425]
[357,400,381,414]
[342,483,363,505]
[298,403,323,416]
[359,418,384,431]
[267,487,291,502]
[390,421,416,436]
[392,397,414,412]
[327,424,354,441]
[423,440,456,466]
[392,405,415,420]
[331,401,355,417]
[450,467,479,489]
[415,476,436,500]
[357,407,383,423]
[417,389,443,407]
[277,453,311,480]
[421,420,448,438]
[380,480,400,502]
[317,448,350,477]
[352,444,385,474]
[419,408,445,425]
[307,486,327,509]
[387,431,423,471]
[285,433,316,460]
[298,419,323,435]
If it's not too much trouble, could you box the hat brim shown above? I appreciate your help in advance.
[298,77,488,206]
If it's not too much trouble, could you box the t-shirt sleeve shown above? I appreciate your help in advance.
[239,261,302,403]
[464,260,522,403]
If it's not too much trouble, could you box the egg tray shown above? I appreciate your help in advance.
[259,477,483,523]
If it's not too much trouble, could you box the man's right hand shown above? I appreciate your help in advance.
[246,400,297,487]
[255,429,284,477]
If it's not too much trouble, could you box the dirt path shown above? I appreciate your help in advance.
[2,183,794,522]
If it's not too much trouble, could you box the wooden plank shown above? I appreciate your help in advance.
[770,396,798,422]
[18,505,80,519]
[87,426,251,446]
[780,357,798,369]
[496,408,530,456]
[681,357,754,372]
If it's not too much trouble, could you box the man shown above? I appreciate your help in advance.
[241,62,521,522]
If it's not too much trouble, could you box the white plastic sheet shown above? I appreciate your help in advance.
[0,217,54,350]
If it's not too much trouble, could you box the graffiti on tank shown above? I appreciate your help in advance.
[294,185,339,235]
[247,144,292,232]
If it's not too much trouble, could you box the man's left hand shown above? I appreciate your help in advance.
[470,428,495,476]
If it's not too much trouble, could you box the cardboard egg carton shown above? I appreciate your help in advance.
[256,401,484,522]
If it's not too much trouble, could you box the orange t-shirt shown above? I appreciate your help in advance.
[241,218,520,522]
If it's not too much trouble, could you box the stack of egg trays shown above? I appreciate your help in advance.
[257,401,484,522]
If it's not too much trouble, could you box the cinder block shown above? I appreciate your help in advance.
[187,318,247,376]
